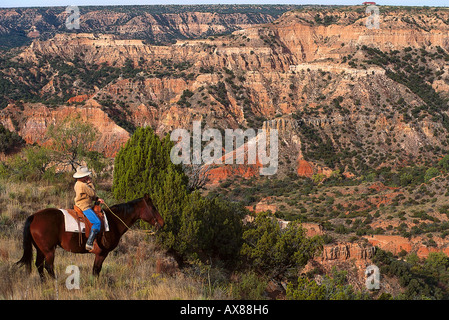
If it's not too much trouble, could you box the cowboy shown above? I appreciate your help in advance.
[73,166,104,251]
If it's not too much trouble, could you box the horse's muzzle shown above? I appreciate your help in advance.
[155,221,163,230]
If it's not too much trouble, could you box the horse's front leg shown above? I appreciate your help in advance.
[92,251,109,276]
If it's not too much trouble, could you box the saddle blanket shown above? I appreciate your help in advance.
[60,209,110,233]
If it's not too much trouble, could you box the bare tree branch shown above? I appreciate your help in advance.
[183,163,215,191]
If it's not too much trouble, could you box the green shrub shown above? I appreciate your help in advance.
[0,146,55,182]
[438,155,449,171]
[240,212,322,277]
[112,126,244,262]
[230,271,268,300]
[0,124,24,153]
[373,249,448,299]
[424,167,440,182]
[286,268,369,300]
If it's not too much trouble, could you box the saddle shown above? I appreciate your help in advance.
[67,204,105,236]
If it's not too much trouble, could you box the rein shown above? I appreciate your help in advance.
[103,202,156,235]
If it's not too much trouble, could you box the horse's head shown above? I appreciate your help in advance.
[140,193,164,229]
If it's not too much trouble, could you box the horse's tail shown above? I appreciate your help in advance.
[16,215,34,273]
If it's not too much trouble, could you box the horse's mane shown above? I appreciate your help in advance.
[107,197,143,216]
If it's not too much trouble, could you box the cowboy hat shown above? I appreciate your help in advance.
[73,166,92,179]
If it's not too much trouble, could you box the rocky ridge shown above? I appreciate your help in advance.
[2,7,448,181]
[0,5,296,48]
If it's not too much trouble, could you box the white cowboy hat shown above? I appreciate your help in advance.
[73,166,92,179]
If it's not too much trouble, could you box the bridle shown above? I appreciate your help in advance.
[102,201,158,235]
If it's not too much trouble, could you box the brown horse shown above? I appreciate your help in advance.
[17,194,164,279]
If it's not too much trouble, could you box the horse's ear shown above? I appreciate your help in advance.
[143,193,150,202]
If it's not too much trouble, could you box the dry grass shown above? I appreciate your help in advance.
[0,231,213,300]
[0,179,231,300]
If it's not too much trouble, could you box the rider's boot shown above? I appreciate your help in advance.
[86,229,99,251]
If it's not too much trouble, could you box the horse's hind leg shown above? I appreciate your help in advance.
[43,248,56,279]
[35,248,45,280]
[35,246,56,280]
[28,208,61,281]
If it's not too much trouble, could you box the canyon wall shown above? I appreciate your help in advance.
[2,6,449,181]
[0,102,129,158]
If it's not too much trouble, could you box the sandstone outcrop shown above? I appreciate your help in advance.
[0,103,129,158]
[302,223,324,237]
[364,235,449,259]
[321,242,376,261]
[67,94,92,104]
[245,197,278,214]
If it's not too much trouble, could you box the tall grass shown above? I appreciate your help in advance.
[0,178,205,300]
[0,178,234,300]
[0,230,211,300]
[0,177,271,300]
